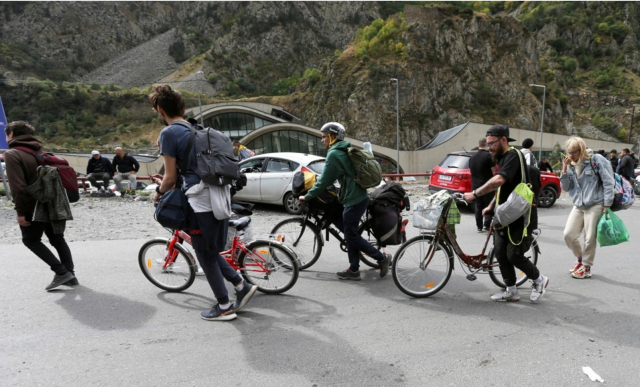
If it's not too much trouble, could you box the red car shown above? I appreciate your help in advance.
[429,151,561,208]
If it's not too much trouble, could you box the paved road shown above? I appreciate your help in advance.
[1,201,639,386]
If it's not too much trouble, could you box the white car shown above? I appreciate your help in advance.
[234,152,326,214]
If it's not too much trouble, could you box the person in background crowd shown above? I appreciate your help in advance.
[233,140,254,161]
[520,138,538,168]
[537,156,553,173]
[463,125,549,303]
[468,138,494,232]
[112,147,140,196]
[3,121,77,291]
[86,150,114,190]
[561,136,614,279]
[299,122,391,281]
[616,148,635,182]
[609,149,618,172]
[150,84,256,321]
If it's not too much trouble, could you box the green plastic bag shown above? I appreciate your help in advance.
[596,209,630,247]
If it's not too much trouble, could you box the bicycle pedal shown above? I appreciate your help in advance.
[466,274,477,281]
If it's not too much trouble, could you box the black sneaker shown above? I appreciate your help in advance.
[379,254,391,278]
[120,191,126,197]
[478,228,484,233]
[337,269,361,281]
[65,277,79,286]
[233,283,257,312]
[200,304,237,321]
[45,272,75,291]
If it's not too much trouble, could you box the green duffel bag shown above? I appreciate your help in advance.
[597,208,630,247]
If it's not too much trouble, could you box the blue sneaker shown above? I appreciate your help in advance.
[200,305,237,321]
[233,283,258,312]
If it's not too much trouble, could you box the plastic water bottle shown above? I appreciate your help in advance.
[363,142,373,154]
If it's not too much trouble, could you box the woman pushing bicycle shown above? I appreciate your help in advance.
[299,122,391,281]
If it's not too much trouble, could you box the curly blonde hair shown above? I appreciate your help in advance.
[565,136,590,160]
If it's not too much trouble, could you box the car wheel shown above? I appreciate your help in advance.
[538,186,557,208]
[283,192,305,215]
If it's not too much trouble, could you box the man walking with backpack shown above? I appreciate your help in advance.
[468,138,494,232]
[299,122,390,281]
[150,84,256,321]
[4,121,77,291]
[463,125,549,302]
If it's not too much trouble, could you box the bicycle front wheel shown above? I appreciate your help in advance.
[271,218,322,270]
[488,240,539,288]
[138,238,196,292]
[238,240,300,294]
[392,235,453,298]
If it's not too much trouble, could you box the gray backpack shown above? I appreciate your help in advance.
[186,121,240,186]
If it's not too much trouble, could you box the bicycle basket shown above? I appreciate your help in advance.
[413,191,451,230]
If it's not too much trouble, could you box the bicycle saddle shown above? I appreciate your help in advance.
[229,216,252,231]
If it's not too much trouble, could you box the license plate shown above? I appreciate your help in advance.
[438,175,452,182]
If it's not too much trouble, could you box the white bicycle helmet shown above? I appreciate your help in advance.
[320,122,346,140]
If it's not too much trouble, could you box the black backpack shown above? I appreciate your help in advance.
[178,119,240,186]
[366,182,409,246]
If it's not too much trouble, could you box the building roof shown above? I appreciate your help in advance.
[417,123,468,150]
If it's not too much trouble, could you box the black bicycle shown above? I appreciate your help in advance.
[270,204,408,270]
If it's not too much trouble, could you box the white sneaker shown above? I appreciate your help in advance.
[491,289,520,302]
[530,275,549,302]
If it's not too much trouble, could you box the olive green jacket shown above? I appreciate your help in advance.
[304,140,367,207]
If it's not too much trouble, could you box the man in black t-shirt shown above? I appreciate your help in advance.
[468,138,494,232]
[463,125,549,303]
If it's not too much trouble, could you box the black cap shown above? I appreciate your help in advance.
[486,124,516,142]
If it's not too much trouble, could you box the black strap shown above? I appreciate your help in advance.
[169,120,196,188]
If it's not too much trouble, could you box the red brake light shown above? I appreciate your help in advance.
[301,166,312,173]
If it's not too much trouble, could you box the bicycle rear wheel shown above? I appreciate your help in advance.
[238,240,299,294]
[138,238,196,292]
[488,240,539,288]
[391,235,453,298]
[271,218,322,270]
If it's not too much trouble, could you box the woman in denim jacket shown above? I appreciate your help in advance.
[560,137,615,279]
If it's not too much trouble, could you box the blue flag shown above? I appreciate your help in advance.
[0,97,8,149]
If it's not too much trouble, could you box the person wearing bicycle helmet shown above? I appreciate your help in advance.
[462,124,549,303]
[299,122,391,281]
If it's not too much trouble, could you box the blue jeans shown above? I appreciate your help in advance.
[334,198,385,272]
[190,212,242,305]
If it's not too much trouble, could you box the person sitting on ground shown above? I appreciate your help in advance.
[299,122,391,281]
[520,138,538,168]
[232,140,254,161]
[112,147,140,196]
[3,121,78,291]
[537,156,553,173]
[86,150,114,190]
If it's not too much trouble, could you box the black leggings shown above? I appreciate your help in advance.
[20,221,74,276]
[493,227,539,287]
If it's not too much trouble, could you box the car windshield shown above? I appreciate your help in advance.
[307,160,326,174]
[438,155,470,169]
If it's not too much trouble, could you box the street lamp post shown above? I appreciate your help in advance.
[529,83,546,161]
[391,78,400,174]
[196,70,204,126]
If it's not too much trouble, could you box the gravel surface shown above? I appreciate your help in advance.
[0,183,573,245]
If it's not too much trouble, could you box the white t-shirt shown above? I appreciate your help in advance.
[185,181,232,220]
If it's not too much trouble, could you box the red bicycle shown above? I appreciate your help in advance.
[138,216,299,294]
